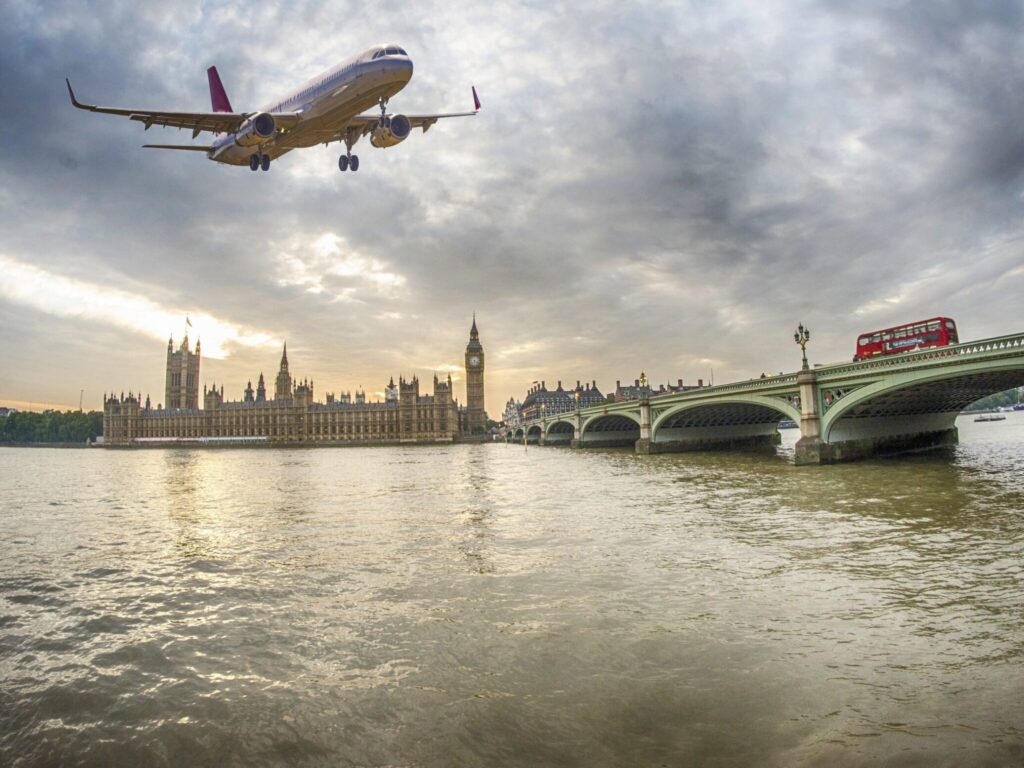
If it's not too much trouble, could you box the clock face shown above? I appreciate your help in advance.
[469,355,480,367]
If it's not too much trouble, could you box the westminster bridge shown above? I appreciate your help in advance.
[512,331,1024,465]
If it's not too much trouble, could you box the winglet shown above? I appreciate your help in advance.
[472,86,481,112]
[66,78,84,109]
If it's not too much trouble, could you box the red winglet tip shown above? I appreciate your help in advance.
[472,86,481,111]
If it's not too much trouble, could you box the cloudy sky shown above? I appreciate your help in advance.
[2,0,1023,415]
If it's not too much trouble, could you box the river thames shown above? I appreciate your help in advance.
[1,414,1022,766]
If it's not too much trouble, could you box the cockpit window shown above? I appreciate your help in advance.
[385,46,400,55]
[397,47,407,55]
[372,50,383,59]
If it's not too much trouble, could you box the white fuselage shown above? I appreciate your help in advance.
[210,45,414,165]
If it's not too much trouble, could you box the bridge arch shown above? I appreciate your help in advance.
[578,412,641,447]
[544,420,575,443]
[649,395,799,451]
[821,363,1024,444]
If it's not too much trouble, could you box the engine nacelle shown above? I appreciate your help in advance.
[234,112,276,147]
[370,115,412,148]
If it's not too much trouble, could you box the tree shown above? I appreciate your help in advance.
[0,410,104,443]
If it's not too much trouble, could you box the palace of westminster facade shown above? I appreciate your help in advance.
[103,318,487,446]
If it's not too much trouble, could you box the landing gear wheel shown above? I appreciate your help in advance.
[339,155,349,172]
[349,155,359,172]
[260,154,271,171]
[249,154,260,171]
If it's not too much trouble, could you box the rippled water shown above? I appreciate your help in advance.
[2,415,1023,767]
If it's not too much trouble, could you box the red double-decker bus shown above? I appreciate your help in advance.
[854,317,959,361]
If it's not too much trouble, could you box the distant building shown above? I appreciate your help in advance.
[502,397,522,430]
[0,406,15,417]
[520,380,605,421]
[611,377,706,402]
[103,319,485,446]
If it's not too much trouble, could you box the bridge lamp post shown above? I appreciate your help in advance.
[794,324,811,370]
[639,372,648,400]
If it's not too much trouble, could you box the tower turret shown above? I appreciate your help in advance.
[165,331,200,410]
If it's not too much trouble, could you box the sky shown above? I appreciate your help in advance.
[2,0,1024,416]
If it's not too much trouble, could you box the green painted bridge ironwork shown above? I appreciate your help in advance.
[513,331,1024,464]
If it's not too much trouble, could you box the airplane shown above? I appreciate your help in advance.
[66,43,480,173]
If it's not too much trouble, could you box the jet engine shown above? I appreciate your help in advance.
[370,115,412,148]
[234,112,277,146]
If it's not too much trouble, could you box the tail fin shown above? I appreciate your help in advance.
[207,66,233,113]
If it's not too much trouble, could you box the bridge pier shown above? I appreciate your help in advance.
[794,367,828,466]
[796,427,959,464]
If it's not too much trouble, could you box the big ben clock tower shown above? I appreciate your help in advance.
[465,315,486,434]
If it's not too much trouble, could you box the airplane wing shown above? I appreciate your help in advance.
[142,144,215,151]
[348,86,482,137]
[66,79,301,138]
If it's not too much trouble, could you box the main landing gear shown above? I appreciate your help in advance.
[339,135,359,172]
[249,153,271,171]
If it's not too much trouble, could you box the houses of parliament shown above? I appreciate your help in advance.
[103,318,487,446]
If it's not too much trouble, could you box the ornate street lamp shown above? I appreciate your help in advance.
[794,323,810,370]
[574,389,580,410]
[639,371,648,399]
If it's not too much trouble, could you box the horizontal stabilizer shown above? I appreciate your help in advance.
[142,144,213,151]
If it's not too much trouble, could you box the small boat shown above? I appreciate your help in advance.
[974,414,1006,422]
[777,419,798,429]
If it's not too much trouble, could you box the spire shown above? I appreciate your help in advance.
[466,313,482,353]
[168,335,173,349]
[280,342,289,371]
